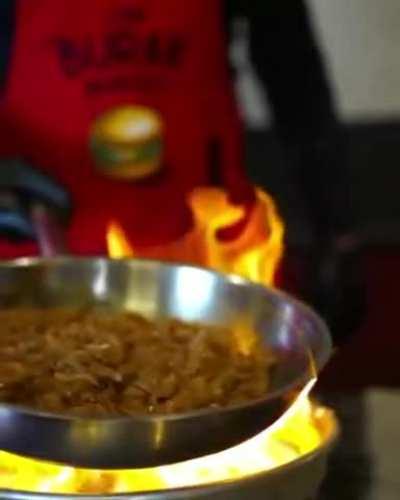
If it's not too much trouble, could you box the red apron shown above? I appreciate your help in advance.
[0,0,252,257]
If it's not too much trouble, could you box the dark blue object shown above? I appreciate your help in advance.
[0,159,71,218]
[0,160,71,242]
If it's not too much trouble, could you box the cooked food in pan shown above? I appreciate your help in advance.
[0,309,275,416]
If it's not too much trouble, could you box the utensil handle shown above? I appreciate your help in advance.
[30,204,68,257]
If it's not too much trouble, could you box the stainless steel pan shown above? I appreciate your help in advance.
[0,257,332,469]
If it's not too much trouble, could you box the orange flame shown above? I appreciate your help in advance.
[107,187,284,286]
[107,221,135,258]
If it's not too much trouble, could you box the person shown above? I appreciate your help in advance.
[0,0,363,339]
[233,2,365,338]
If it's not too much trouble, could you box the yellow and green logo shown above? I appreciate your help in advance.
[90,105,163,180]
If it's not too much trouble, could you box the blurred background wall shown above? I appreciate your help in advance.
[309,0,400,123]
[235,0,400,128]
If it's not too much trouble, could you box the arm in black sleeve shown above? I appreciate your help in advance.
[247,1,336,144]
[244,1,366,339]
[246,1,353,240]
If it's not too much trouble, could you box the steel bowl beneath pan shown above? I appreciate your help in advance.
[0,258,332,469]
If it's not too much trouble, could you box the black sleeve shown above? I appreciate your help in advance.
[246,1,337,144]
[0,0,16,94]
[245,1,354,239]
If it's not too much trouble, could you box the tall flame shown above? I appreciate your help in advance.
[107,187,284,286]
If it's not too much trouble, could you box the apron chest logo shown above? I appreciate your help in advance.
[53,31,187,79]
[90,105,164,181]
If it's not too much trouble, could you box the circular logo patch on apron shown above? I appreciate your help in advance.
[90,105,164,180]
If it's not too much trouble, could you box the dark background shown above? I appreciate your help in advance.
[247,124,400,249]
[246,124,399,499]
[246,122,400,391]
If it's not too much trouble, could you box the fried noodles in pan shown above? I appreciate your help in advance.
[0,309,275,417]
